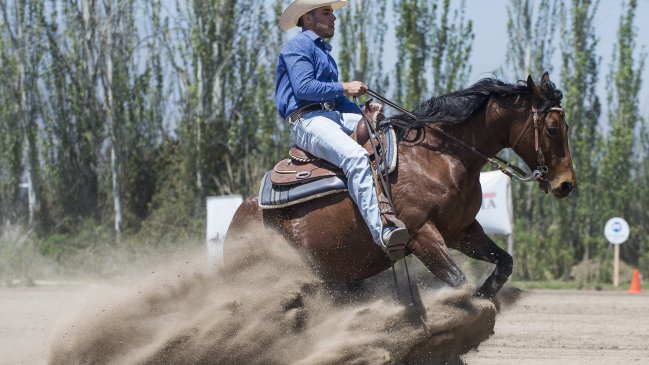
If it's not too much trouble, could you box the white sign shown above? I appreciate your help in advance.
[206,195,244,263]
[476,171,513,235]
[604,217,629,245]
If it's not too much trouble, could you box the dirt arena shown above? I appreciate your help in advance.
[1,283,647,364]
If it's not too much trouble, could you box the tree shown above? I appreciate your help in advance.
[0,15,23,225]
[504,0,559,78]
[393,0,473,106]
[38,0,106,229]
[0,0,50,232]
[338,0,389,93]
[504,0,561,280]
[599,0,645,266]
[394,0,432,106]
[559,0,602,272]
[429,0,473,95]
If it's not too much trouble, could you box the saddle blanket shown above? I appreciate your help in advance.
[258,172,348,209]
[258,126,398,209]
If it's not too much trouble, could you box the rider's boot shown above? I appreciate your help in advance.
[380,225,409,261]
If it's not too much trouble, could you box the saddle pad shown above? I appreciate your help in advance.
[258,171,347,209]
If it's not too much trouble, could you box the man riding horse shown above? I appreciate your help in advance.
[220,0,578,299]
[276,0,409,260]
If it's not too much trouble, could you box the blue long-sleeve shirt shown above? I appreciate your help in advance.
[275,29,359,119]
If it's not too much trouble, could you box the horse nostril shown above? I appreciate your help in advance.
[560,181,573,193]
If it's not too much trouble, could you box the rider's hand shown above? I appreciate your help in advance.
[369,103,383,113]
[342,81,368,97]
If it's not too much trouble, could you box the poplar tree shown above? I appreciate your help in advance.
[338,0,388,93]
[394,0,473,106]
[0,0,50,231]
[638,121,649,273]
[504,0,558,78]
[221,0,287,196]
[559,0,602,273]
[429,0,473,95]
[160,0,239,215]
[599,0,645,266]
[394,0,432,106]
[0,17,23,225]
[119,0,167,226]
[504,0,560,280]
[38,0,106,228]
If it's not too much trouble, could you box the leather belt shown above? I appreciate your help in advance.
[286,102,335,125]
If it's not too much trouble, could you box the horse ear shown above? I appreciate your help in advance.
[541,71,550,85]
[527,75,543,100]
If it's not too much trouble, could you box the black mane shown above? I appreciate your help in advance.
[386,78,563,130]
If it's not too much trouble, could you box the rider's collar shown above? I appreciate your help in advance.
[302,29,332,51]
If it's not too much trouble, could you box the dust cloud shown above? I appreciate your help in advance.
[48,227,498,365]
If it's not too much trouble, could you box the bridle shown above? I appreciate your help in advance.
[364,88,562,188]
[510,105,565,192]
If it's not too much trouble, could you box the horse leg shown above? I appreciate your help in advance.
[410,222,466,288]
[449,220,513,299]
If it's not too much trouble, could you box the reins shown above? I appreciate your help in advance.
[365,88,553,185]
[352,89,558,328]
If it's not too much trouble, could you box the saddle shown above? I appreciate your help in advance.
[259,102,399,215]
[271,103,386,186]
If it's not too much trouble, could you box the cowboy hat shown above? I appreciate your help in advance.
[279,0,348,32]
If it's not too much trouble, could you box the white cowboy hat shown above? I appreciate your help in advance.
[279,0,348,32]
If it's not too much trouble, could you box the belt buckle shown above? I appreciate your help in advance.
[323,102,334,111]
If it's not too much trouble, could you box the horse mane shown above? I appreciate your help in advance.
[386,78,563,130]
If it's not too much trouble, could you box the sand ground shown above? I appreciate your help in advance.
[463,289,649,365]
[1,284,648,365]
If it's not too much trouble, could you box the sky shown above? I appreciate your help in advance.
[464,0,649,116]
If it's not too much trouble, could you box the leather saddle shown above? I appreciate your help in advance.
[271,102,386,186]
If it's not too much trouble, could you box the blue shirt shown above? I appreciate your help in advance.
[275,29,359,119]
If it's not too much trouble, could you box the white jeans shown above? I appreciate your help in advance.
[290,110,382,245]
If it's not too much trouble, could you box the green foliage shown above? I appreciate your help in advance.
[394,0,432,106]
[429,0,473,95]
[557,0,603,268]
[504,0,559,78]
[506,0,648,284]
[338,0,389,92]
[393,0,473,106]
[599,0,646,267]
[134,138,203,247]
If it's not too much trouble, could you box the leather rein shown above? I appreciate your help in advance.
[365,88,559,187]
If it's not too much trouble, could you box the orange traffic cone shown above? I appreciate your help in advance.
[628,269,641,294]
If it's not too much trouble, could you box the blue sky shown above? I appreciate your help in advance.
[465,0,649,116]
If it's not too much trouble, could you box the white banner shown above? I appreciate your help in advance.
[476,171,513,235]
[206,195,243,263]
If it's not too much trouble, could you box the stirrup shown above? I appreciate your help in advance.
[380,226,409,261]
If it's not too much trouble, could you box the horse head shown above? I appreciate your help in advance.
[510,72,577,198]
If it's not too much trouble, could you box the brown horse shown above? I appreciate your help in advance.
[224,73,576,299]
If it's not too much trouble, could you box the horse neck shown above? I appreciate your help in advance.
[464,99,528,158]
[399,98,529,180]
[427,101,522,166]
